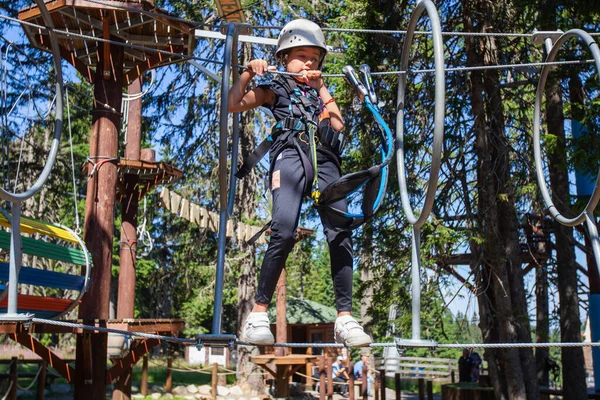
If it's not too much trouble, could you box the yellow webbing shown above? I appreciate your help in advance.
[0,213,79,244]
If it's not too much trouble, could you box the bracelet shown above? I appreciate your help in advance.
[324,98,335,105]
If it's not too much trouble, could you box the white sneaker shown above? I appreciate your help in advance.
[241,312,274,345]
[334,315,372,347]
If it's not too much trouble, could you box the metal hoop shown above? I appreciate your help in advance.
[396,0,445,229]
[533,29,600,227]
[0,0,63,203]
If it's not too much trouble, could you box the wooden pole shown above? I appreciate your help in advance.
[426,380,433,400]
[319,355,326,400]
[418,378,424,400]
[112,74,142,400]
[374,371,379,400]
[361,364,368,400]
[36,361,47,400]
[212,362,218,399]
[349,362,355,400]
[9,357,17,400]
[75,30,124,400]
[327,357,333,400]
[394,372,401,400]
[141,356,148,396]
[378,369,386,400]
[275,269,287,357]
[165,356,173,393]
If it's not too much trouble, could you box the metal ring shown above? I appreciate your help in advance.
[533,29,600,227]
[0,0,63,203]
[395,0,445,228]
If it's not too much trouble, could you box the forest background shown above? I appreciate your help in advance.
[1,0,600,398]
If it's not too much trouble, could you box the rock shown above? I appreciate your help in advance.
[151,384,166,393]
[217,385,230,396]
[173,385,189,395]
[229,385,244,396]
[131,385,140,392]
[132,395,145,399]
[163,394,174,399]
[198,385,212,395]
[187,384,199,394]
[195,395,211,400]
[51,384,72,394]
[151,393,162,399]
[249,397,262,400]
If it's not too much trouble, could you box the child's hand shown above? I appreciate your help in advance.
[246,60,274,77]
[302,70,324,90]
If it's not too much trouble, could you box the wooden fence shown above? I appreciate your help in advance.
[377,356,484,383]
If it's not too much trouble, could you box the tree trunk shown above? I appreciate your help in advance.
[235,43,263,395]
[462,1,537,398]
[545,74,587,399]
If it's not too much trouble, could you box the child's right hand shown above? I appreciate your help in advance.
[246,59,273,77]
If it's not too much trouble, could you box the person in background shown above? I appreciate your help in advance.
[458,348,474,383]
[469,347,482,382]
[353,354,375,394]
[332,356,349,397]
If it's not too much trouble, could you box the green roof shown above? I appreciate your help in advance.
[267,298,338,325]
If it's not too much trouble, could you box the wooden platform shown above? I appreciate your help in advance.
[117,158,183,199]
[250,354,318,398]
[0,318,184,334]
[1,318,185,386]
[18,0,197,85]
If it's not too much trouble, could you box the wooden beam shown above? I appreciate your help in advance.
[18,0,67,21]
[59,43,95,83]
[57,7,103,30]
[123,46,183,85]
[106,338,161,384]
[10,333,76,382]
[110,14,152,33]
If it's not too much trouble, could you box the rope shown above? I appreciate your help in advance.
[16,364,44,391]
[148,359,238,376]
[0,381,13,400]
[30,318,197,345]
[85,156,120,182]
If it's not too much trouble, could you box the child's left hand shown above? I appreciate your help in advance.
[302,70,323,90]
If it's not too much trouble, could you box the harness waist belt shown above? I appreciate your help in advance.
[235,117,346,180]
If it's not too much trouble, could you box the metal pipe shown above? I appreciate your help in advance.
[0,0,63,203]
[533,29,600,227]
[393,0,445,346]
[227,33,240,217]
[411,226,421,341]
[213,22,238,335]
[7,202,22,315]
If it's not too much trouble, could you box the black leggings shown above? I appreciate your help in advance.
[255,147,353,311]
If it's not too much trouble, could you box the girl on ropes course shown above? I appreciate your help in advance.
[228,19,371,347]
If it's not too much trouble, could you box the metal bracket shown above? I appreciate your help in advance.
[394,337,438,353]
[219,23,252,36]
[532,29,564,53]
[196,334,237,349]
[0,313,34,323]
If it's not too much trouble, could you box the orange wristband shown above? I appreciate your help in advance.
[325,98,335,105]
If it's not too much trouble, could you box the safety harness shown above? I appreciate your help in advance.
[315,65,393,231]
[237,66,392,242]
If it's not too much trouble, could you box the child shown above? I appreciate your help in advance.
[228,19,371,347]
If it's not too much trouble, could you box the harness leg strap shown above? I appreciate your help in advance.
[235,137,272,179]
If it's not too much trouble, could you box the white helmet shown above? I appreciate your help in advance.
[275,19,328,69]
